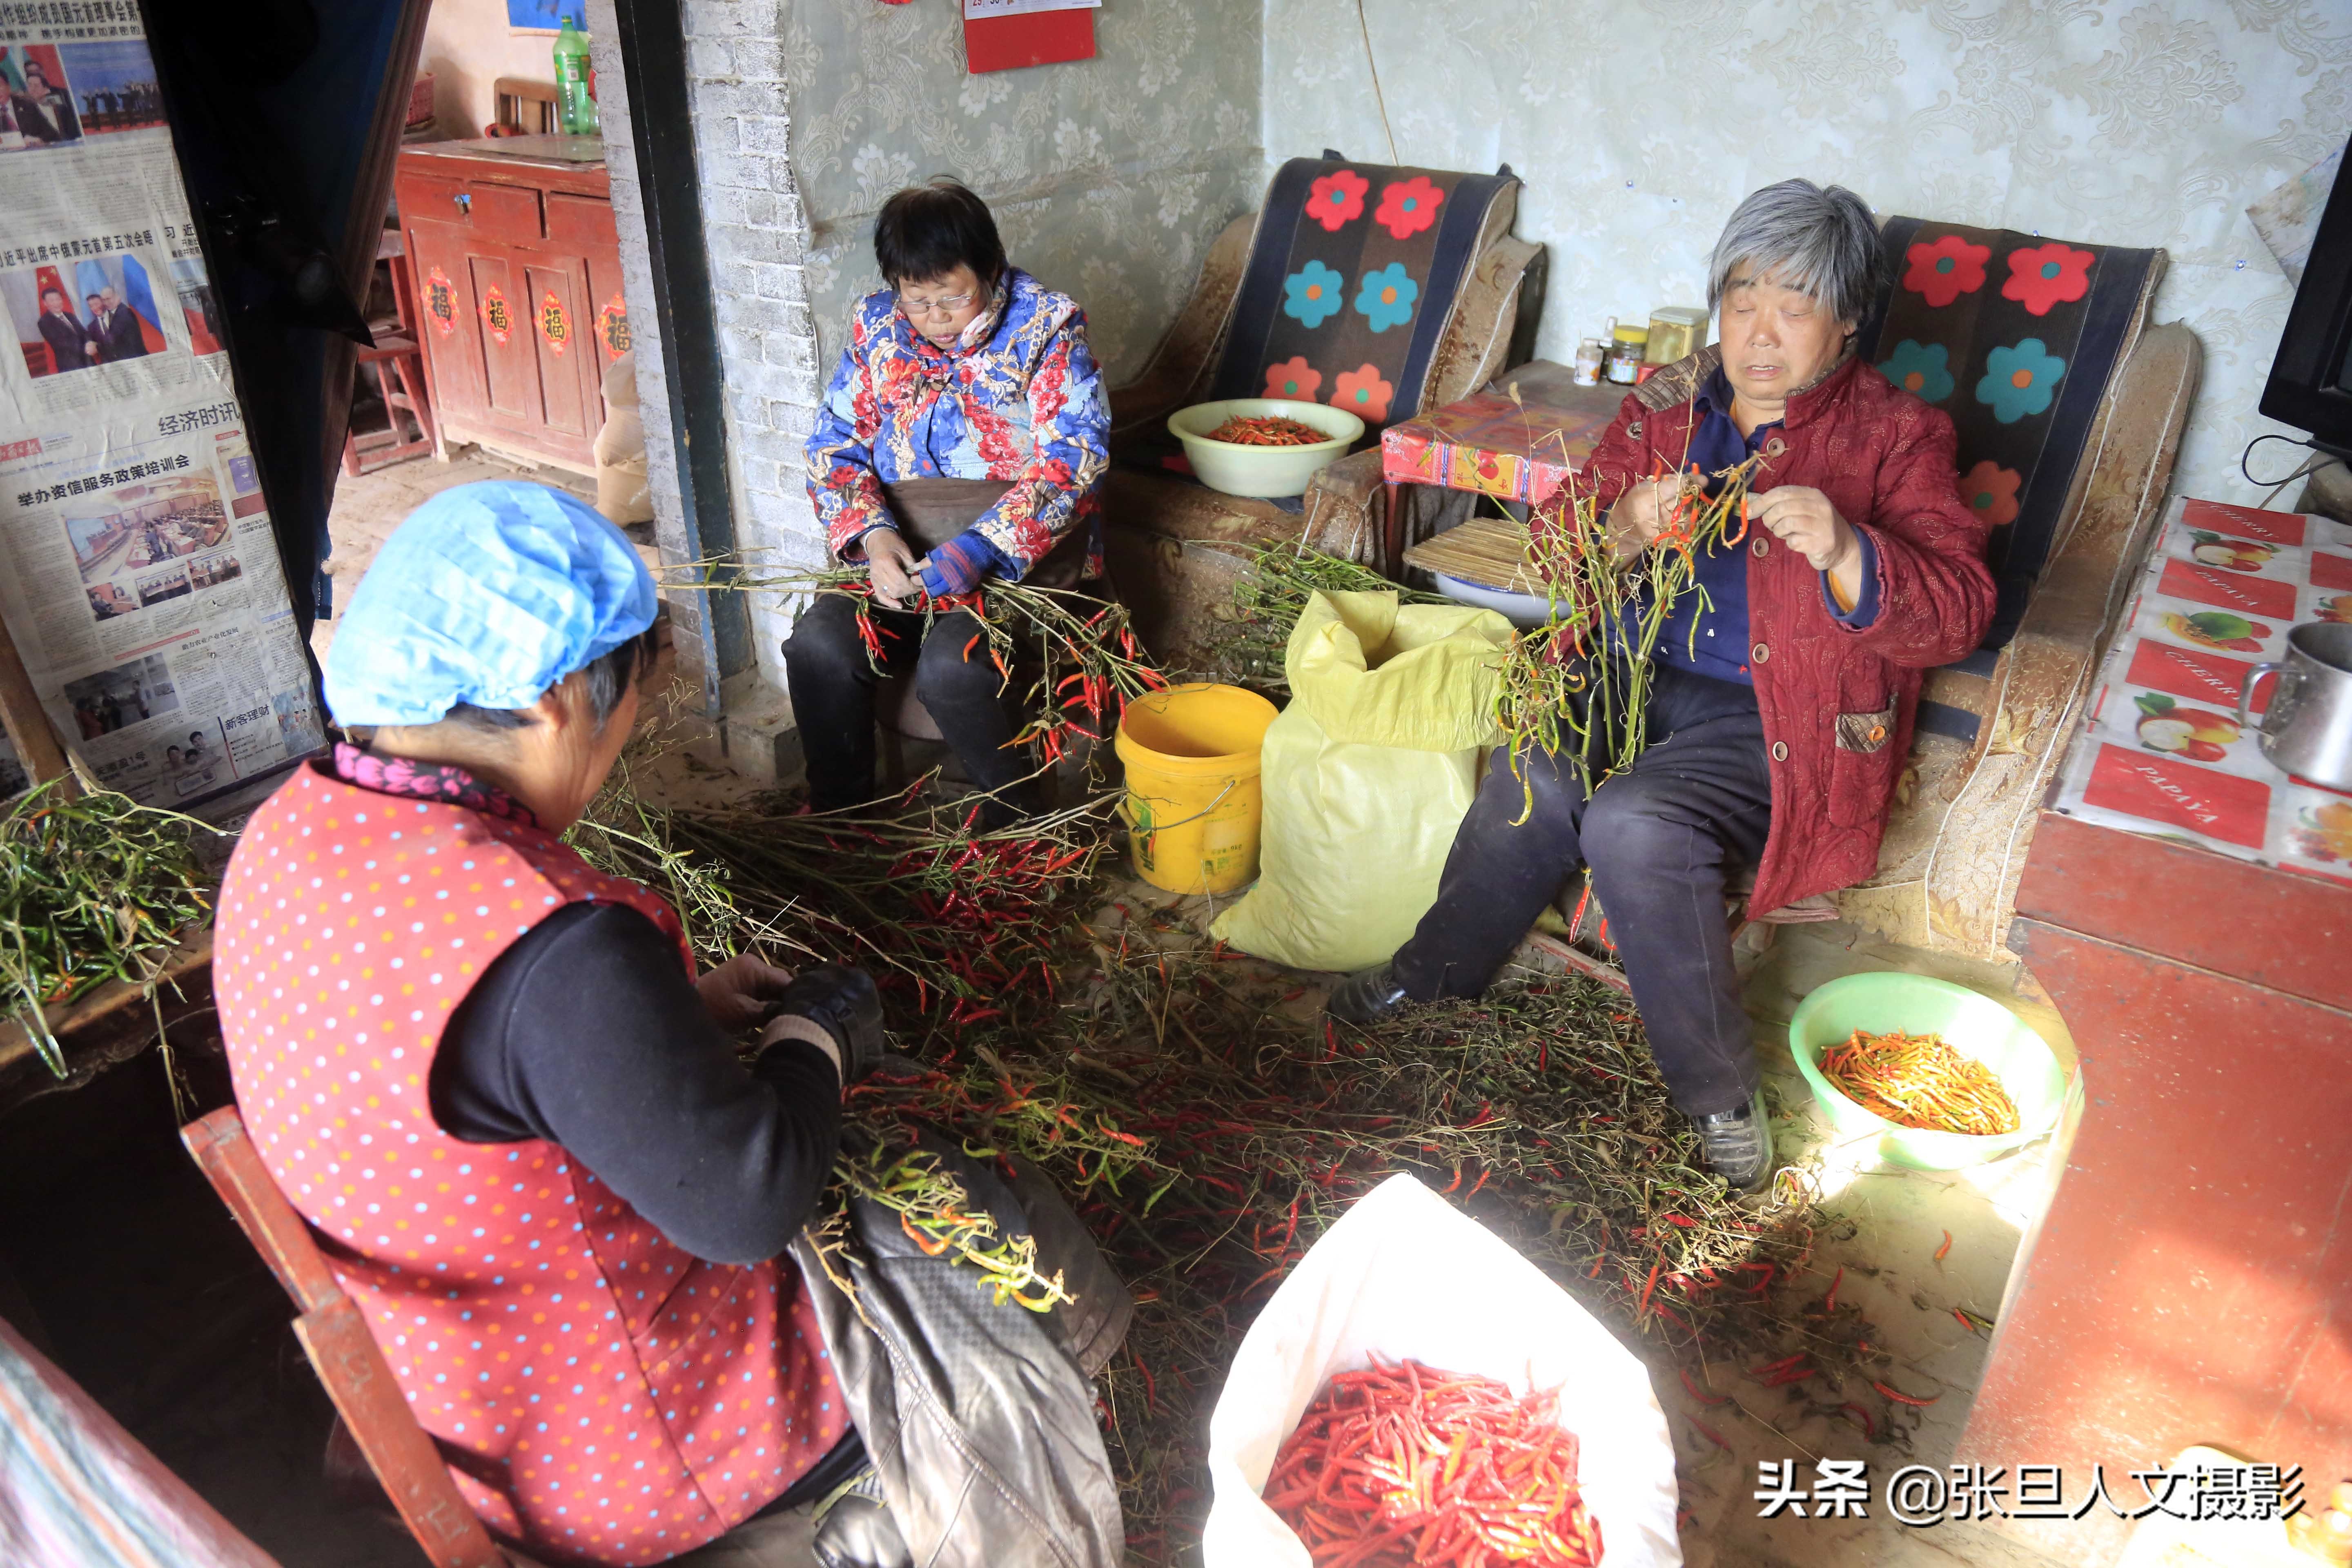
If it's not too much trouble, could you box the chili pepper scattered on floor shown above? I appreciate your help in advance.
[1265,1358,1603,1568]
[1872,1379,1940,1408]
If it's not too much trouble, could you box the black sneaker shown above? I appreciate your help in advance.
[1695,1089,1775,1193]
[1326,962,1413,1027]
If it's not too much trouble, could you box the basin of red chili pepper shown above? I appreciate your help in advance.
[1204,413,1336,447]
[1263,1358,1603,1567]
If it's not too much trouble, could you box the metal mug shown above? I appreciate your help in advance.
[2236,621,2352,790]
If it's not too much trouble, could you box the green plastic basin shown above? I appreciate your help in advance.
[1788,973,2068,1171]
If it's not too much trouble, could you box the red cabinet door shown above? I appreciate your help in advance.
[401,216,488,435]
[523,257,591,441]
[468,246,538,424]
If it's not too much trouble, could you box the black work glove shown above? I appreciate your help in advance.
[760,962,886,1083]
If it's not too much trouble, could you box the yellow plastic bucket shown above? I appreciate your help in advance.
[1114,683,1278,895]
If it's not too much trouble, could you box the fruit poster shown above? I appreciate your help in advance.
[2050,495,2352,879]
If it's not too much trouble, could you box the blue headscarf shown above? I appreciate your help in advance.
[323,482,657,727]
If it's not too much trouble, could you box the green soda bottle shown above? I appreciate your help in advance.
[553,12,599,137]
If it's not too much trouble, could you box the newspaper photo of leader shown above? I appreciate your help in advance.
[3,250,169,377]
[0,46,79,148]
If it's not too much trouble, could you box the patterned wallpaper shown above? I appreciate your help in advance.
[1262,0,2351,506]
[782,0,1264,384]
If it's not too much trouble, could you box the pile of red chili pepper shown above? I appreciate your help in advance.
[1819,1028,2020,1136]
[1205,412,1333,447]
[1265,1359,1601,1568]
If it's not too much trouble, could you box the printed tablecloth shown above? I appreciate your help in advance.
[2050,494,2352,880]
[1378,368,1621,506]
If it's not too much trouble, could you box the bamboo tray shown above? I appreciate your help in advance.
[1402,513,1542,594]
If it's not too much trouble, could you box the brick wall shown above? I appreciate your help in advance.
[583,0,822,697]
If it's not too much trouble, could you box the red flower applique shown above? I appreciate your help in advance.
[2001,243,2096,317]
[1263,356,1322,400]
[1373,176,1444,240]
[1902,234,1991,307]
[1306,169,1370,232]
[1957,459,2022,527]
[1330,363,1394,424]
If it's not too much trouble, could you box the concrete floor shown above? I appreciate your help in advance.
[310,448,609,668]
[1682,920,2079,1568]
[203,450,2118,1565]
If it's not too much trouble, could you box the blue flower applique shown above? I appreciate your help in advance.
[1282,261,1346,329]
[1354,263,1419,334]
[1976,339,2067,425]
[1877,339,1955,403]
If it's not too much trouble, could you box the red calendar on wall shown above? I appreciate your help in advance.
[963,0,1098,73]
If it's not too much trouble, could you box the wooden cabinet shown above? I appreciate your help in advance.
[394,139,628,477]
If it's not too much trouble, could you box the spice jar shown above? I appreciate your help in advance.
[1572,338,1606,387]
[1606,324,1648,385]
[1646,306,1707,365]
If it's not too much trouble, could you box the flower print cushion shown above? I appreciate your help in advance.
[1205,157,1523,436]
[1858,217,2161,649]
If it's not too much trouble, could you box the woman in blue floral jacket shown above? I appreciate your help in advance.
[786,179,1111,824]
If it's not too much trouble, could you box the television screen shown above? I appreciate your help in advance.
[2260,142,2352,458]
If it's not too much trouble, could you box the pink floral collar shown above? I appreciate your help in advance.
[327,741,537,825]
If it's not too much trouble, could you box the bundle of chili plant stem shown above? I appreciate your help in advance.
[566,769,1111,1048]
[0,779,217,1076]
[1205,541,1448,693]
[726,566,1167,766]
[1496,457,1763,815]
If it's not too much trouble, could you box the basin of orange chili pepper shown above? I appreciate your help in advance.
[1817,1028,2021,1137]
[1205,413,1332,447]
[1262,1357,1602,1567]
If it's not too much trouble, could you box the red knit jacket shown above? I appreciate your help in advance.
[1571,352,1996,914]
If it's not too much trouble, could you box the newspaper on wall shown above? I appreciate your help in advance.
[0,1,325,812]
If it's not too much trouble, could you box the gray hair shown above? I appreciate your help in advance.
[1707,179,1887,326]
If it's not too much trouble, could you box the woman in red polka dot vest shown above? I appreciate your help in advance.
[215,483,889,1566]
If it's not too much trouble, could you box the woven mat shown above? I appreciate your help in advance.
[1404,513,1539,592]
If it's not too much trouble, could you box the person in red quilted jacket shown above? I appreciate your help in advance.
[1333,180,1996,1191]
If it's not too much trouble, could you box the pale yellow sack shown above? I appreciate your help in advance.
[1210,590,1511,973]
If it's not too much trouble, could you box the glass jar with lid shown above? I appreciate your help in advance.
[1606,324,1649,384]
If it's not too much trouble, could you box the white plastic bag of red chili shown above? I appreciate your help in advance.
[1204,1172,1682,1567]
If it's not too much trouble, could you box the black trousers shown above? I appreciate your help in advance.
[782,593,1042,820]
[1391,663,1773,1118]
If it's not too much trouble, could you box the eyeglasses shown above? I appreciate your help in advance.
[898,289,978,321]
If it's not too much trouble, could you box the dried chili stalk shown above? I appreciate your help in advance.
[1495,456,1763,819]
[1204,541,1449,693]
[720,565,1168,767]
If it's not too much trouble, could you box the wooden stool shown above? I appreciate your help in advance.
[342,229,439,475]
